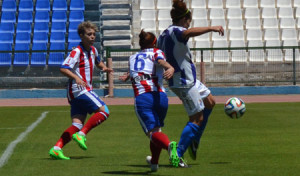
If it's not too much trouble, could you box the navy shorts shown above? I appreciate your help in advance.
[135,91,168,134]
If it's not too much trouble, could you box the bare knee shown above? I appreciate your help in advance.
[204,94,216,109]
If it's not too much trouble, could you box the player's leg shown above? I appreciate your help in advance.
[72,91,109,150]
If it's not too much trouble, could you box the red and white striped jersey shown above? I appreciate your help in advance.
[129,48,166,97]
[61,44,101,101]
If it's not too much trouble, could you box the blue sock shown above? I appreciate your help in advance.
[177,122,201,157]
[194,108,212,145]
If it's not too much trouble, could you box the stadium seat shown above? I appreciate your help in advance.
[210,19,226,29]
[227,8,243,19]
[32,42,48,50]
[261,8,277,19]
[265,40,283,62]
[248,40,265,62]
[69,11,84,22]
[35,0,50,11]
[32,32,49,43]
[14,43,30,51]
[51,22,66,33]
[31,52,47,66]
[157,0,172,9]
[283,40,300,62]
[263,18,279,29]
[280,18,296,28]
[212,29,227,41]
[264,29,280,40]
[226,0,241,8]
[140,0,155,9]
[195,41,212,62]
[230,40,248,62]
[295,0,300,7]
[0,43,12,51]
[68,21,81,32]
[245,18,261,29]
[296,8,300,18]
[277,0,292,7]
[260,0,276,7]
[0,22,15,34]
[15,32,31,43]
[1,0,17,11]
[0,33,13,44]
[209,8,225,19]
[193,19,209,28]
[141,10,156,20]
[278,7,294,18]
[229,29,245,41]
[192,9,207,20]
[50,42,65,50]
[18,11,33,22]
[140,20,156,32]
[52,11,67,22]
[281,29,297,40]
[1,12,16,23]
[191,0,206,8]
[35,11,50,22]
[158,19,171,32]
[48,52,65,66]
[194,32,210,41]
[68,32,81,43]
[50,32,65,43]
[52,0,68,11]
[34,22,49,33]
[70,0,85,11]
[0,52,12,66]
[212,41,230,62]
[247,29,263,40]
[208,0,223,8]
[18,0,34,11]
[13,53,30,66]
[243,0,259,8]
[158,10,171,20]
[244,8,260,19]
[16,22,32,33]
[228,19,244,29]
[68,42,80,50]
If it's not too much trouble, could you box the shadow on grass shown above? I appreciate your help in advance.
[102,170,153,175]
[210,161,231,164]
[43,156,95,160]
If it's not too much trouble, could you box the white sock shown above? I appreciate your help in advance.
[78,131,86,136]
[54,146,61,150]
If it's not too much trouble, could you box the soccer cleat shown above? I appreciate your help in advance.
[146,156,159,172]
[72,132,87,150]
[188,140,199,160]
[168,141,180,167]
[178,157,189,168]
[49,147,70,160]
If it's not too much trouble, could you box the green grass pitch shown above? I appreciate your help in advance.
[0,102,300,176]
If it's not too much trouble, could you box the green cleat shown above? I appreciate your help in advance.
[168,141,180,167]
[49,147,70,160]
[72,132,87,150]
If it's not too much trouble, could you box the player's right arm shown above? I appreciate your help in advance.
[60,68,86,87]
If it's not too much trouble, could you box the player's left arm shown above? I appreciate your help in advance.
[157,59,174,80]
[96,61,113,73]
[182,26,224,40]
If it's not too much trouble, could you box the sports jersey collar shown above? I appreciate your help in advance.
[79,42,93,52]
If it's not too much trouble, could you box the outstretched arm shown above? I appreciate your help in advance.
[96,61,114,73]
[182,26,224,40]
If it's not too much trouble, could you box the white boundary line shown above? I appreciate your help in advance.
[0,111,49,168]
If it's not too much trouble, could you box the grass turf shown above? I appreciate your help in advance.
[0,102,300,176]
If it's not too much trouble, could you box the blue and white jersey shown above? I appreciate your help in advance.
[157,25,196,88]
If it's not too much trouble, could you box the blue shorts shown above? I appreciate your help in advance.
[135,91,168,134]
[70,91,106,117]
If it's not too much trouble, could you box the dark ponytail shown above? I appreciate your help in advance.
[139,29,157,50]
[171,0,192,23]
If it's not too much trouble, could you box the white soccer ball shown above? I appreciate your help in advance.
[224,97,246,119]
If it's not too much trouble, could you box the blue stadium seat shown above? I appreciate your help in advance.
[0,43,12,51]
[50,42,65,51]
[52,0,68,11]
[31,42,47,66]
[0,53,12,66]
[32,32,48,43]
[32,42,48,50]
[0,33,14,44]
[51,22,66,32]
[52,11,67,22]
[0,23,15,34]
[18,11,33,22]
[1,0,17,12]
[15,32,31,43]
[68,42,79,50]
[68,21,81,32]
[70,0,85,11]
[1,12,16,23]
[18,0,34,11]
[69,11,84,22]
[35,0,50,11]
[14,43,30,51]
[68,31,81,43]
[35,11,50,22]
[48,52,65,66]
[16,22,32,33]
[50,32,65,43]
[13,53,30,66]
[34,22,49,33]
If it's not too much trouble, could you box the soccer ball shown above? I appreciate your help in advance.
[224,97,246,119]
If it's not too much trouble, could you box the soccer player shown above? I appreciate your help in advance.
[119,30,179,171]
[49,21,113,160]
[157,0,224,167]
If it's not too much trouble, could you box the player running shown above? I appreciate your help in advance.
[119,30,179,171]
[49,21,113,160]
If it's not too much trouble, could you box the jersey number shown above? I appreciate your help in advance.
[134,54,146,71]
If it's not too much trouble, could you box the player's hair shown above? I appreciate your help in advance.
[170,0,192,23]
[139,29,157,50]
[77,21,99,36]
